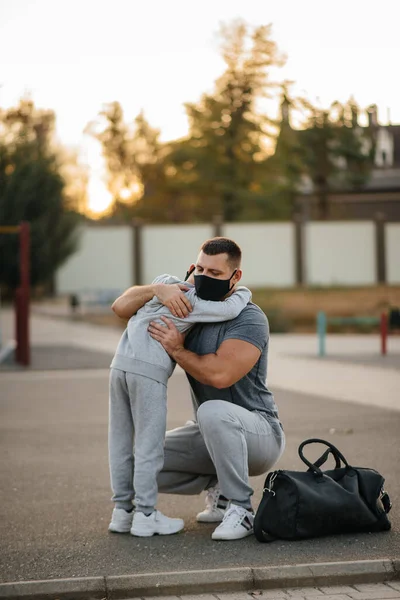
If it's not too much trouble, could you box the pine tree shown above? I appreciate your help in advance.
[170,21,284,221]
[0,100,82,291]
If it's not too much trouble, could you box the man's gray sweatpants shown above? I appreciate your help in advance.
[158,400,285,508]
[109,368,167,513]
[109,368,285,511]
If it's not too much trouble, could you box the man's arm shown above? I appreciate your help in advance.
[173,339,260,389]
[112,283,193,320]
[111,285,156,320]
[148,316,261,389]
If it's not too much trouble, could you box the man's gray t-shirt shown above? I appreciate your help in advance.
[184,302,281,423]
[110,275,251,386]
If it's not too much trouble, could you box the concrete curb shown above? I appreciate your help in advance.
[0,559,399,600]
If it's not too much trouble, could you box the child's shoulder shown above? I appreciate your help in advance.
[152,273,183,285]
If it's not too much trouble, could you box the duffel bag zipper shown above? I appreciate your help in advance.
[263,470,280,496]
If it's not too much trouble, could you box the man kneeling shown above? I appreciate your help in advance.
[110,237,285,541]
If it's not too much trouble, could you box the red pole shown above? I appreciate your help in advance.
[16,222,30,366]
[15,290,21,363]
[380,312,388,356]
[20,222,30,289]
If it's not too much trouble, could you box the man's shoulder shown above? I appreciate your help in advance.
[221,302,268,351]
[185,301,268,353]
[223,302,269,335]
[233,302,268,324]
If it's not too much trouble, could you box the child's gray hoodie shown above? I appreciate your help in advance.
[110,274,251,385]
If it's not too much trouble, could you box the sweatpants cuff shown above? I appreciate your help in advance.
[115,501,134,511]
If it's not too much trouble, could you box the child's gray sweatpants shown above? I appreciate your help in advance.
[109,367,167,513]
[109,368,285,513]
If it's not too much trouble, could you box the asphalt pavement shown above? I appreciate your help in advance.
[0,307,399,595]
[0,366,399,584]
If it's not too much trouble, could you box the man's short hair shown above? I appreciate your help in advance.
[200,237,242,268]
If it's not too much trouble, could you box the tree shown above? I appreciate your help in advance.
[89,21,286,223]
[0,99,82,291]
[59,147,89,214]
[263,83,306,219]
[88,104,203,222]
[273,95,374,219]
[119,111,174,221]
[169,20,285,221]
[300,100,374,218]
[331,100,374,189]
[86,101,136,203]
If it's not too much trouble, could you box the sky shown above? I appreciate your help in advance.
[1,0,399,211]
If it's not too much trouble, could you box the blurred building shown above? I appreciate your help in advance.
[278,101,400,220]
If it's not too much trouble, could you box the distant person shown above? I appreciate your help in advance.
[108,262,252,537]
[69,293,80,315]
[111,237,285,541]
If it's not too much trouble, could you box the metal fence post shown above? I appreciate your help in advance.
[317,311,327,357]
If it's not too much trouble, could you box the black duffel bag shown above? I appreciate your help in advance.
[254,438,392,542]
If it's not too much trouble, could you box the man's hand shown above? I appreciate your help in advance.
[155,283,192,318]
[148,317,186,357]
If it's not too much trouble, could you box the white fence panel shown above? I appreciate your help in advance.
[223,223,296,287]
[55,220,398,293]
[305,222,376,286]
[56,226,133,294]
[386,223,400,284]
[142,224,214,283]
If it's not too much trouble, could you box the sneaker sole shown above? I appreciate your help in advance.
[212,528,254,541]
[108,525,132,533]
[196,514,224,523]
[130,526,184,537]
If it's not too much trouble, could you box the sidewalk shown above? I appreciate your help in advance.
[1,304,400,410]
[0,307,399,597]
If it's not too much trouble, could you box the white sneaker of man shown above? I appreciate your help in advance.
[108,507,133,533]
[196,486,228,523]
[211,504,254,540]
[131,510,184,537]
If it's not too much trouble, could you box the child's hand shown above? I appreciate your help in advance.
[154,283,193,318]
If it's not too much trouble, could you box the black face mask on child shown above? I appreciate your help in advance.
[185,266,237,301]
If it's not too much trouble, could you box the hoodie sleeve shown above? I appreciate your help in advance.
[151,274,182,285]
[183,286,252,323]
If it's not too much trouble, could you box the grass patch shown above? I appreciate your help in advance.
[251,285,400,333]
[78,286,400,334]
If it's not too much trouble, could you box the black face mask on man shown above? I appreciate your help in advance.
[185,266,237,301]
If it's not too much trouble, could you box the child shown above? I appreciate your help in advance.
[108,273,251,537]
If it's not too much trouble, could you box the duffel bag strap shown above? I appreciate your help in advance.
[299,438,349,476]
[254,488,277,543]
[311,448,341,471]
